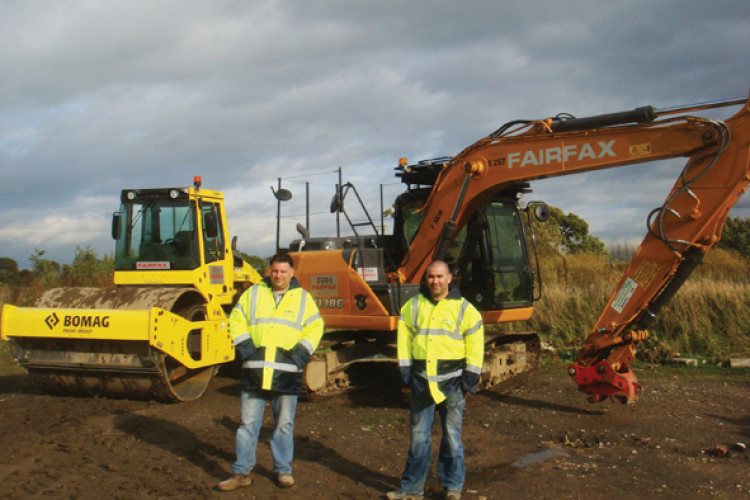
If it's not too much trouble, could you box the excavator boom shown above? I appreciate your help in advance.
[397,93,749,403]
[571,99,750,403]
[398,98,746,282]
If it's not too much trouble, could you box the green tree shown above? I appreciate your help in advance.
[29,248,61,287]
[17,269,34,286]
[717,216,750,258]
[239,252,268,274]
[531,205,608,256]
[60,246,114,286]
[556,209,608,255]
[0,257,20,285]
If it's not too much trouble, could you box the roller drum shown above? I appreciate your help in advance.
[13,286,215,402]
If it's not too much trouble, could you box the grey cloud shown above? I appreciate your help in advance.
[1,0,748,266]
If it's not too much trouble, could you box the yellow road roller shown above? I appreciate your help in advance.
[1,177,262,401]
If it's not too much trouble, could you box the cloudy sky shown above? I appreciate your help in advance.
[1,0,748,268]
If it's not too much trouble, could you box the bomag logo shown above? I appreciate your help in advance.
[44,312,60,330]
[63,315,111,328]
[506,140,617,169]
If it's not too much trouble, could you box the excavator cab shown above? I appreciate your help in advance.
[448,198,535,310]
[394,159,542,317]
[396,192,536,309]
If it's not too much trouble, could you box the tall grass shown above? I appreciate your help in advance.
[654,280,750,358]
[526,248,750,360]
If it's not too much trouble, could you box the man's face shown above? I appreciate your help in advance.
[425,262,452,300]
[270,261,293,292]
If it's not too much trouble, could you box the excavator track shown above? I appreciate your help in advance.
[11,286,215,402]
[480,331,541,394]
[303,330,541,397]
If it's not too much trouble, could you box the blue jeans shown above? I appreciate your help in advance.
[232,390,298,475]
[400,388,466,495]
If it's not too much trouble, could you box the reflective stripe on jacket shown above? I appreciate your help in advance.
[229,277,324,394]
[397,286,484,404]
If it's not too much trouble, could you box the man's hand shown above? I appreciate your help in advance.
[236,339,257,361]
[288,343,312,369]
[400,366,413,386]
[461,371,480,394]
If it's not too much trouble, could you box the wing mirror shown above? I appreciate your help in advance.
[111,212,122,240]
[529,202,550,222]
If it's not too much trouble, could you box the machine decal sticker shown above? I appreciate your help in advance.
[629,142,653,157]
[137,261,170,270]
[355,295,367,310]
[632,259,660,289]
[315,298,344,309]
[358,267,378,281]
[611,278,638,314]
[209,265,224,285]
[63,315,110,328]
[312,275,338,297]
[507,140,616,169]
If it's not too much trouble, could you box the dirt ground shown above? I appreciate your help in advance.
[0,358,748,500]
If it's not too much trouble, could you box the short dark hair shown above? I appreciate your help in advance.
[427,260,451,274]
[269,252,294,268]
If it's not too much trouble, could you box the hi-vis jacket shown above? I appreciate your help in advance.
[229,277,324,394]
[397,285,484,404]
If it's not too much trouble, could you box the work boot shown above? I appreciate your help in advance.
[386,491,424,500]
[277,473,294,488]
[217,473,252,491]
[445,489,461,500]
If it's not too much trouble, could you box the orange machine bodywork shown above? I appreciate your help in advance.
[292,250,397,331]
[290,92,749,402]
[293,249,535,329]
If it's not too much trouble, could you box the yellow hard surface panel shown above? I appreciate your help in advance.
[1,305,150,341]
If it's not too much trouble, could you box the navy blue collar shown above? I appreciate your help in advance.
[262,276,301,291]
[419,283,462,304]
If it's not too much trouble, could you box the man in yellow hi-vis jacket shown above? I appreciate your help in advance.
[218,253,323,492]
[388,260,484,500]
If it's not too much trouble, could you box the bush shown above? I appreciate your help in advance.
[60,246,114,287]
[527,246,750,360]
[691,248,750,283]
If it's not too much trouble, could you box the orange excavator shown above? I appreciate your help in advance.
[287,91,750,403]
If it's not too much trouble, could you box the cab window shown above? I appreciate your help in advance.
[202,203,225,263]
